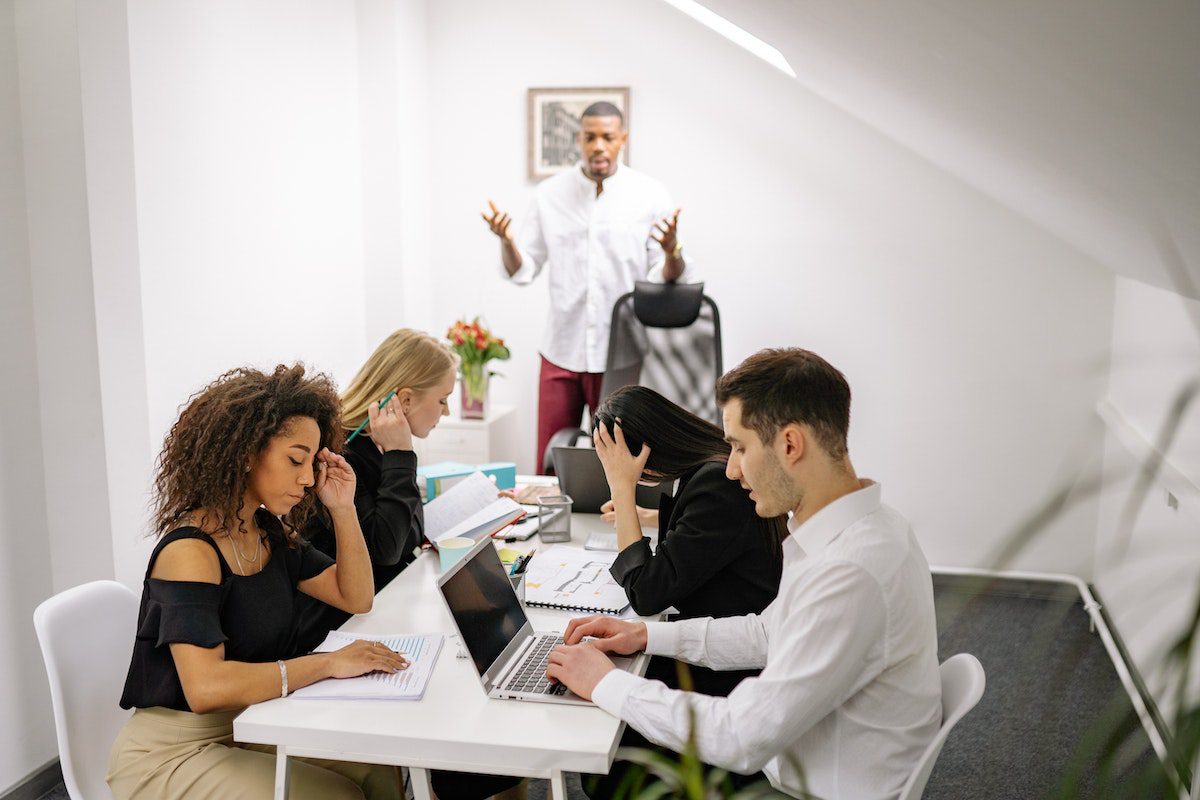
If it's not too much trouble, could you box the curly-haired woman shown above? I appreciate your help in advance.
[107,365,406,800]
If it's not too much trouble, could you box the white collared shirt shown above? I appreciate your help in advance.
[505,162,696,373]
[592,482,942,800]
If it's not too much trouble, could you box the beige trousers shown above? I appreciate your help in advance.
[107,707,402,800]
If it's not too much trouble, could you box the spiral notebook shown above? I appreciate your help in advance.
[521,545,630,614]
[291,631,444,700]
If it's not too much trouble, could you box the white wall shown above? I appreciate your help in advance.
[14,0,116,593]
[77,0,158,599]
[120,0,373,580]
[1094,277,1200,723]
[422,0,1115,573]
[0,1,57,789]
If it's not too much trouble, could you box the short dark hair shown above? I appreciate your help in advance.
[581,101,624,127]
[715,348,851,460]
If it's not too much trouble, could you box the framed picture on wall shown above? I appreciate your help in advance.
[527,87,630,181]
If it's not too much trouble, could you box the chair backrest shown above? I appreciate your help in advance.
[601,281,723,425]
[898,653,986,800]
[34,580,138,800]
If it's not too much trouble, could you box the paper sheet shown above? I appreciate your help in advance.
[522,545,630,613]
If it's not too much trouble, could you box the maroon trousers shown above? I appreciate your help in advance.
[537,355,604,472]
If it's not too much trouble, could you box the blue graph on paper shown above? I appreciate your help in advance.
[293,632,445,700]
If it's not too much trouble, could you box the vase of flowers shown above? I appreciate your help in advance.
[446,317,511,419]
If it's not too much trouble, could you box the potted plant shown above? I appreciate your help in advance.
[446,317,511,419]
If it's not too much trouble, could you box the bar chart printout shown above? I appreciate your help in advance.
[291,632,444,700]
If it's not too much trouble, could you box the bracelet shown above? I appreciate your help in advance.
[672,240,682,259]
[277,660,288,698]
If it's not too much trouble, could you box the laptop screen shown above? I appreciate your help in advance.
[439,544,528,675]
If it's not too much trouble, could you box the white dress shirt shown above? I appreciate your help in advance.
[505,162,695,374]
[592,481,942,800]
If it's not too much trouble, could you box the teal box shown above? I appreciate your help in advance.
[417,461,517,501]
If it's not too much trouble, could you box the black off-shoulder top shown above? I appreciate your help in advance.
[118,511,334,711]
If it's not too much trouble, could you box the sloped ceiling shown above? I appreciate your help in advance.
[699,0,1200,298]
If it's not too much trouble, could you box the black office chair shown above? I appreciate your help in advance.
[541,427,589,475]
[601,281,724,425]
[541,281,723,474]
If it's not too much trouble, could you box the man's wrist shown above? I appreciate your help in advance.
[642,621,678,656]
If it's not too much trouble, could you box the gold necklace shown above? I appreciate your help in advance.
[227,526,262,573]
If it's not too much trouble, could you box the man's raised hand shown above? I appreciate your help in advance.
[651,207,681,255]
[481,200,514,241]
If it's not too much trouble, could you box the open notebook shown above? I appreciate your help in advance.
[291,631,444,700]
[521,545,630,614]
[424,471,525,543]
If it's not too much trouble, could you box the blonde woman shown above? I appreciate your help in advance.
[293,330,525,800]
[293,328,457,653]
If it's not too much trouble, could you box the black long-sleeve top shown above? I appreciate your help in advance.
[609,461,784,697]
[290,433,424,654]
[609,461,783,620]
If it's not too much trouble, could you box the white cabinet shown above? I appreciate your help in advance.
[412,404,520,466]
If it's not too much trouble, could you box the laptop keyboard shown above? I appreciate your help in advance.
[505,635,568,695]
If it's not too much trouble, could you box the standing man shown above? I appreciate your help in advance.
[482,101,692,469]
[545,349,943,800]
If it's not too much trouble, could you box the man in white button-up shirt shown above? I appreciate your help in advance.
[482,102,693,468]
[546,348,942,800]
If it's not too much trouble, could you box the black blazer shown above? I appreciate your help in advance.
[609,461,783,621]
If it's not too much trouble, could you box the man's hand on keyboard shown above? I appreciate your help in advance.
[545,643,615,702]
[563,615,647,655]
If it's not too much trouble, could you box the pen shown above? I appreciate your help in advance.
[346,390,397,444]
[513,549,536,575]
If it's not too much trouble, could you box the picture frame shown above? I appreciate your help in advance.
[527,86,631,182]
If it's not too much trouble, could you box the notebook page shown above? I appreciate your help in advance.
[522,545,629,612]
[291,632,444,700]
[424,472,519,542]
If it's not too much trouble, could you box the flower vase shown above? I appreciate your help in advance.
[460,363,488,420]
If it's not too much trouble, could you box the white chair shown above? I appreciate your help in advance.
[898,652,986,800]
[34,580,138,800]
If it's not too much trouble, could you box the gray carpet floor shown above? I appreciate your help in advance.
[32,575,1172,800]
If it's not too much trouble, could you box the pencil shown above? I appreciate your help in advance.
[345,389,397,444]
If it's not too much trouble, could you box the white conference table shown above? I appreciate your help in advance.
[234,512,652,800]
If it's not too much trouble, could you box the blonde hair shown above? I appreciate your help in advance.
[340,329,459,430]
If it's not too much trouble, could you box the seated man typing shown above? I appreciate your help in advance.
[546,348,942,800]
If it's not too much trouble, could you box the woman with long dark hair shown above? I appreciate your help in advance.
[591,385,786,697]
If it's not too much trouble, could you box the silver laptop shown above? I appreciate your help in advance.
[436,538,633,705]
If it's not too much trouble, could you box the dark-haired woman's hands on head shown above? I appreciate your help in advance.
[366,391,413,452]
[299,448,374,615]
[593,422,650,491]
[593,422,651,550]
